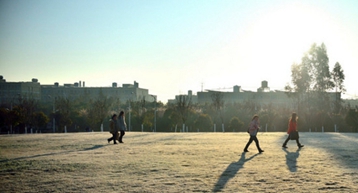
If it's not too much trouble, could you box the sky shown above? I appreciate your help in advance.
[1,0,358,103]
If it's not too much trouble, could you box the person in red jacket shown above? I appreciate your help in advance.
[282,112,304,148]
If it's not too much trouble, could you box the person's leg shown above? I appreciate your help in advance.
[113,133,117,144]
[108,134,114,143]
[296,139,304,148]
[253,136,264,152]
[119,130,125,143]
[282,135,290,148]
[244,136,254,152]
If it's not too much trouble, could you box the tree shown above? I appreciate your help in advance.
[142,110,154,131]
[32,111,49,131]
[9,96,37,133]
[259,104,278,131]
[345,109,358,132]
[228,116,244,132]
[169,110,181,132]
[287,43,334,95]
[0,108,9,133]
[285,62,311,114]
[309,43,334,92]
[286,43,339,129]
[331,62,346,114]
[138,96,147,131]
[54,97,72,132]
[194,114,213,132]
[211,91,224,126]
[162,107,181,132]
[175,95,193,131]
[87,90,111,131]
[306,43,334,112]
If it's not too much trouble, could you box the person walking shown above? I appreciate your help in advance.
[108,114,119,144]
[282,112,304,148]
[118,111,127,143]
[244,115,264,153]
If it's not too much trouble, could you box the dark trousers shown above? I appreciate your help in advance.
[108,132,118,144]
[283,135,301,147]
[244,135,262,151]
[119,130,125,143]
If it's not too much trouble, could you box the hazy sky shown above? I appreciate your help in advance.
[1,0,358,102]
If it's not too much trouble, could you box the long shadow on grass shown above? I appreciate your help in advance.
[277,132,358,170]
[213,152,259,192]
[304,133,358,169]
[0,144,105,163]
[282,148,300,172]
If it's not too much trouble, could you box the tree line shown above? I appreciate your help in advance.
[0,43,357,133]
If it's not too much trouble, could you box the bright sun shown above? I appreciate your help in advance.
[243,2,341,65]
[229,2,346,87]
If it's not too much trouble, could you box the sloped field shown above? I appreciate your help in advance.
[1,132,357,192]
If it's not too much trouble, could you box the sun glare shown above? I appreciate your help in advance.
[242,2,335,67]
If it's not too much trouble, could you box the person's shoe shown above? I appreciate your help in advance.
[119,141,124,143]
[298,145,304,148]
[107,139,111,143]
[244,149,249,152]
[282,145,288,148]
[259,150,264,153]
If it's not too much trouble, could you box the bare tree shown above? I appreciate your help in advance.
[176,95,193,132]
[211,91,224,131]
[87,89,111,131]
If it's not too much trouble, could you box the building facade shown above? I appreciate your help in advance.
[0,76,155,105]
[41,81,152,103]
[174,81,340,109]
[0,76,41,104]
[168,90,198,104]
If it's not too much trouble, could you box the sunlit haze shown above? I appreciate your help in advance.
[1,0,358,102]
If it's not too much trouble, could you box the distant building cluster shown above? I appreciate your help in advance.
[0,76,343,108]
[0,76,153,104]
[169,80,341,109]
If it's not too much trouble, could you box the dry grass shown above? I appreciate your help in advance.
[1,132,358,192]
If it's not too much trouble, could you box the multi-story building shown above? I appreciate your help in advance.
[173,81,340,109]
[0,76,41,104]
[0,76,155,105]
[168,90,198,104]
[197,81,295,107]
[41,81,153,103]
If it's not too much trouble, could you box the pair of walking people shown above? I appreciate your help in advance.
[243,113,304,153]
[108,111,127,144]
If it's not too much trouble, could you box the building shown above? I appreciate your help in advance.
[0,76,41,104]
[41,81,153,103]
[177,81,340,109]
[0,76,156,105]
[168,90,198,104]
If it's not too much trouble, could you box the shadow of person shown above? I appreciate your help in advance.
[212,152,259,192]
[0,144,106,163]
[282,148,300,172]
[80,144,105,151]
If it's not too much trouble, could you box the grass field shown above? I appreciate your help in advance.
[1,132,358,192]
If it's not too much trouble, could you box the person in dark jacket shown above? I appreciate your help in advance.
[108,114,119,144]
[118,111,127,143]
[243,115,264,153]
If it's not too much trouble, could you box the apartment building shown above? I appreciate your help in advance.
[0,76,155,105]
[0,76,41,104]
[171,81,340,109]
[41,81,152,103]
